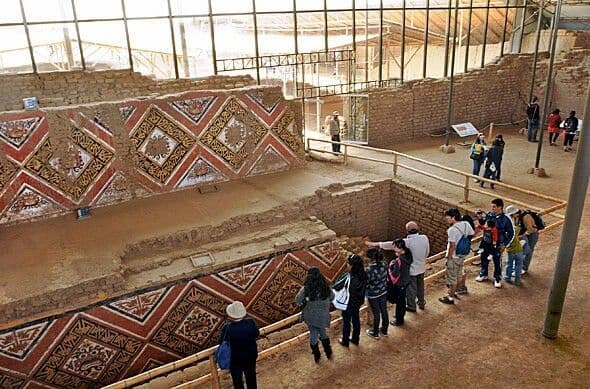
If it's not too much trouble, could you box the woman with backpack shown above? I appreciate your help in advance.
[387,240,413,327]
[295,267,334,363]
[337,254,367,346]
[480,139,503,189]
[365,248,389,339]
[469,133,487,182]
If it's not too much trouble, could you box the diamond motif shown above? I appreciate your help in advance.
[0,321,49,360]
[271,109,302,153]
[214,259,268,292]
[0,185,66,224]
[248,145,290,176]
[94,172,150,206]
[24,129,114,201]
[177,157,228,189]
[62,339,117,380]
[0,159,19,193]
[246,89,281,114]
[0,117,43,149]
[309,241,347,267]
[170,97,216,125]
[130,106,196,185]
[119,106,136,122]
[106,287,168,323]
[200,98,268,171]
[174,306,223,344]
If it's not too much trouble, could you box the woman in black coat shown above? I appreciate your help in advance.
[480,139,503,189]
[337,254,367,347]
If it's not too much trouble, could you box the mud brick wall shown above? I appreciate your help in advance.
[0,85,304,226]
[367,53,534,147]
[0,70,255,112]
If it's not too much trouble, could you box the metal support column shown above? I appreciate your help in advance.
[443,1,452,77]
[516,0,528,53]
[542,80,590,339]
[120,0,134,70]
[500,0,509,57]
[401,0,406,83]
[167,0,180,79]
[464,0,473,73]
[378,0,384,83]
[252,0,261,84]
[534,0,563,170]
[422,0,429,79]
[445,0,460,147]
[208,0,218,75]
[70,0,86,70]
[528,0,545,103]
[18,0,37,73]
[324,0,329,52]
[481,0,490,68]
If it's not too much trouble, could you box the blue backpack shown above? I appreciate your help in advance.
[215,325,231,369]
[454,225,472,256]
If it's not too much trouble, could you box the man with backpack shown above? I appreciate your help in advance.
[475,198,515,288]
[439,208,474,305]
[518,209,544,274]
[526,96,540,142]
[563,111,578,152]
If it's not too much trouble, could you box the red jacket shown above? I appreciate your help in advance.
[547,113,561,133]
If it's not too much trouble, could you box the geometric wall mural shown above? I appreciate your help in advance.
[0,244,347,388]
[0,87,304,225]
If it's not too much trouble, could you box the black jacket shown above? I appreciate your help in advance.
[347,272,367,308]
[220,317,259,366]
[485,145,503,167]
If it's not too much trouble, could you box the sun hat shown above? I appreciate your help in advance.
[505,205,519,216]
[333,111,339,116]
[226,301,247,320]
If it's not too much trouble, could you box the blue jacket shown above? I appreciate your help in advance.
[487,212,514,248]
[219,317,259,366]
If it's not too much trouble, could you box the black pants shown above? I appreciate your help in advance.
[342,305,361,344]
[407,273,425,309]
[549,132,559,144]
[230,361,257,389]
[368,295,389,335]
[331,134,341,153]
[480,247,502,282]
[564,132,575,147]
[393,285,407,324]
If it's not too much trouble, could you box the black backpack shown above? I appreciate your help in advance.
[520,210,546,231]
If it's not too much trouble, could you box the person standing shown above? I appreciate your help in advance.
[364,248,389,339]
[526,97,541,142]
[220,301,260,389]
[470,133,487,182]
[563,111,578,152]
[519,210,539,275]
[388,239,413,325]
[547,108,562,146]
[439,209,475,305]
[494,134,505,181]
[335,255,367,346]
[295,267,334,363]
[403,222,430,311]
[329,111,341,153]
[475,198,515,288]
[480,139,503,189]
[503,205,525,286]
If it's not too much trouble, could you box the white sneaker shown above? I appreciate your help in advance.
[475,275,488,282]
[511,271,515,277]
[521,270,528,275]
[494,280,502,288]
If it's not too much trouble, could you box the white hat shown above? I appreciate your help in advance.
[226,301,247,320]
[505,205,519,216]
[333,111,339,116]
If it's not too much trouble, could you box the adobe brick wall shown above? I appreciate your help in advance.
[0,70,255,112]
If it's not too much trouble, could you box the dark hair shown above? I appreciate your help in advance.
[491,198,504,208]
[392,239,414,265]
[552,108,560,115]
[486,219,496,228]
[348,254,368,283]
[461,214,475,230]
[532,96,538,103]
[445,208,462,221]
[304,267,331,301]
[366,248,383,263]
[570,111,576,116]
[495,134,503,139]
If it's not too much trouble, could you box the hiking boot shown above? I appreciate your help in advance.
[366,329,379,339]
[320,338,332,360]
[475,275,488,282]
[310,343,321,363]
[438,296,455,305]
[337,337,349,347]
[456,285,468,295]
[494,280,502,288]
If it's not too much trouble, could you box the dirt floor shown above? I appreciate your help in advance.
[248,129,590,388]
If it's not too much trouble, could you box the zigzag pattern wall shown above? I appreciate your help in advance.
[0,87,303,225]
[0,243,347,388]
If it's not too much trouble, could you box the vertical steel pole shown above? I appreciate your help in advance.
[401,0,406,83]
[422,0,429,79]
[444,0,460,147]
[500,0,509,57]
[378,0,384,83]
[542,80,590,339]
[481,0,490,68]
[252,0,261,84]
[208,0,218,75]
[18,0,37,73]
[167,0,180,79]
[518,0,528,53]
[443,1,452,77]
[120,0,134,70]
[70,0,85,70]
[365,2,369,82]
[464,0,473,73]
[324,0,329,52]
[528,0,545,103]
[534,0,562,169]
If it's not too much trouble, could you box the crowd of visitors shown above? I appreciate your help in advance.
[526,97,579,151]
[218,198,544,387]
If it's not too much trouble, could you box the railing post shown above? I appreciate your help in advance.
[393,153,398,177]
[488,122,494,142]
[464,175,470,203]
[209,355,220,389]
[306,137,310,153]
[343,144,348,165]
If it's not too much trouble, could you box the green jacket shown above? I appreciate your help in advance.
[506,225,523,254]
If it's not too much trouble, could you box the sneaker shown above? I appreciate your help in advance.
[390,319,404,326]
[511,271,515,277]
[418,303,425,310]
[456,285,468,295]
[366,330,379,339]
[338,337,349,347]
[406,306,417,312]
[380,331,388,337]
[438,296,455,305]
[475,275,488,282]
[494,280,502,288]
[521,269,528,276]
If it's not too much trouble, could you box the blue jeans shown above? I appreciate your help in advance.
[527,119,539,141]
[522,232,539,271]
[505,252,524,285]
[341,305,361,345]
[472,158,484,177]
[368,295,389,335]
[307,324,328,346]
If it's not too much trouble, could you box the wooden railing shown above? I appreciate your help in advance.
[106,140,567,389]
